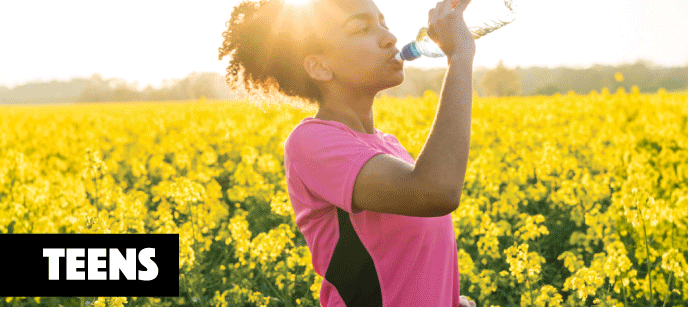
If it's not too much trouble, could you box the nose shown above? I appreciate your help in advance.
[379,28,397,49]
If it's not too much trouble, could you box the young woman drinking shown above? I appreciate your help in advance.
[219,0,476,307]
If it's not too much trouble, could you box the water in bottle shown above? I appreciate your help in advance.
[395,0,518,62]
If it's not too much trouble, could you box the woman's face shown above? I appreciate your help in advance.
[311,0,404,94]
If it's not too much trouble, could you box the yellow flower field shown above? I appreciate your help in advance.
[0,87,686,307]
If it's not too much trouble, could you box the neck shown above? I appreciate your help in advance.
[315,84,378,135]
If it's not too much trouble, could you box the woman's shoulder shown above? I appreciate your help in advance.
[287,117,369,143]
[287,117,347,142]
[285,118,352,155]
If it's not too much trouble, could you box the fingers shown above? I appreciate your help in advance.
[459,295,476,307]
[430,0,470,25]
[441,0,454,19]
[435,1,444,18]
[430,1,442,21]
[459,295,468,307]
[453,0,472,13]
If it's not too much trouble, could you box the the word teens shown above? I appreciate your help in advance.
[43,248,158,281]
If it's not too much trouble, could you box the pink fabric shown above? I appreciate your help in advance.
[284,117,460,307]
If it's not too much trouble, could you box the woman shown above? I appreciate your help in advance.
[219,0,476,307]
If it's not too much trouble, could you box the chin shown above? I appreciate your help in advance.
[386,72,405,88]
[366,71,405,94]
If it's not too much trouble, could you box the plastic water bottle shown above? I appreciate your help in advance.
[395,0,518,62]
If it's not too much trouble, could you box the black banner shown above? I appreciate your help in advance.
[0,234,179,297]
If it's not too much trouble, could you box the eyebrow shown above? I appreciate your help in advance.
[341,12,385,28]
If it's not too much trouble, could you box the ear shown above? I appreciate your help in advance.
[303,55,332,81]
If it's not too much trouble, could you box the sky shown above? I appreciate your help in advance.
[0,0,687,90]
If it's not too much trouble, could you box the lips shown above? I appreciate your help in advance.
[388,50,403,68]
[390,60,403,69]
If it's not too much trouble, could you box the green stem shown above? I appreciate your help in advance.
[603,281,612,306]
[94,177,99,212]
[190,203,197,261]
[262,274,292,307]
[525,275,534,307]
[620,274,628,307]
[495,287,514,306]
[662,272,673,307]
[613,222,629,307]
[188,203,202,306]
[641,218,653,306]
[181,273,191,305]
[662,227,675,307]
[184,272,201,306]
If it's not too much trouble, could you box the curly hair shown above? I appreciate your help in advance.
[218,0,335,109]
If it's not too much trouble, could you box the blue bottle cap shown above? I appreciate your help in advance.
[399,42,421,61]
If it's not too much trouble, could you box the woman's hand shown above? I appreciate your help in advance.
[427,0,476,62]
[458,295,476,307]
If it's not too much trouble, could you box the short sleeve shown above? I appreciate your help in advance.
[285,123,386,215]
[387,134,402,146]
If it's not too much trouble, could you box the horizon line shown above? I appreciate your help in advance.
[2,59,687,90]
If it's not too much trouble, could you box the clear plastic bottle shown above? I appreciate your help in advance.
[395,0,518,62]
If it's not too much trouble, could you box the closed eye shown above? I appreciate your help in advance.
[358,23,388,33]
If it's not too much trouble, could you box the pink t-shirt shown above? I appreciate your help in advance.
[284,117,460,307]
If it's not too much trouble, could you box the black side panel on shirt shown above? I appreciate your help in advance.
[324,207,383,307]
